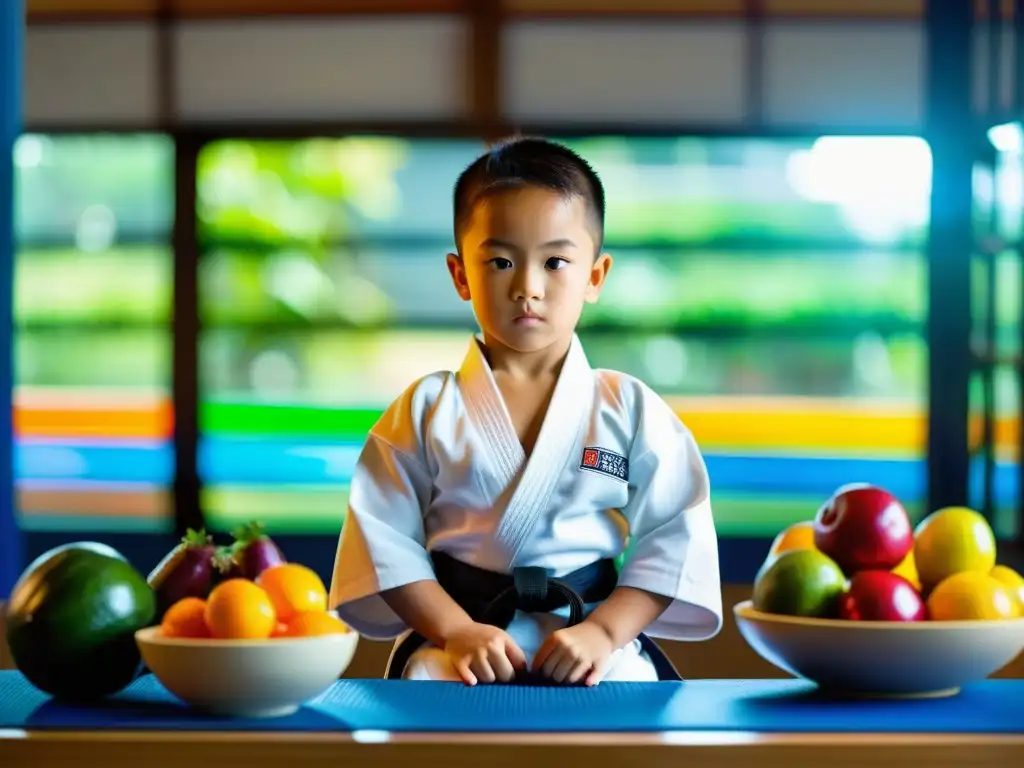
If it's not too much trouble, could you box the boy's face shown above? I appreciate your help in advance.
[447,186,612,355]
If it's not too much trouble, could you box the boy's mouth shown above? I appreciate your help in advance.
[513,310,545,325]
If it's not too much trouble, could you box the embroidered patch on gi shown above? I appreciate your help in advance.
[579,446,629,482]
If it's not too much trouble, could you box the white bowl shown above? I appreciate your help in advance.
[135,626,359,718]
[734,600,1024,698]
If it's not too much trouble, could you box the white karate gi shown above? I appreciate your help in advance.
[329,333,723,682]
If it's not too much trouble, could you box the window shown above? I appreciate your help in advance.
[196,138,482,533]
[969,131,1022,539]
[196,135,930,536]
[14,134,175,533]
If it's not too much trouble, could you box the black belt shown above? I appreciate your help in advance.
[385,551,681,682]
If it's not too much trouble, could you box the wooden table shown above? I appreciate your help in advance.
[2,727,1022,768]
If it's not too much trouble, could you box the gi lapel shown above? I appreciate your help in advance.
[479,334,596,567]
[458,335,525,495]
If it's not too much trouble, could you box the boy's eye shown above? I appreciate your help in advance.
[489,257,513,270]
[546,257,568,270]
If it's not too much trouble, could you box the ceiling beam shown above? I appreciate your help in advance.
[27,0,964,23]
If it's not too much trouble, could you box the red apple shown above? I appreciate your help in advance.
[813,483,913,575]
[839,570,927,622]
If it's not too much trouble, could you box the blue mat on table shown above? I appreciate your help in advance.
[1,672,1022,734]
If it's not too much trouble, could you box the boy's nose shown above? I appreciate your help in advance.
[510,267,544,301]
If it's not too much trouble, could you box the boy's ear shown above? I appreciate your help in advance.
[446,253,472,301]
[584,252,613,304]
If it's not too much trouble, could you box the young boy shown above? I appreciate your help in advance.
[329,137,722,686]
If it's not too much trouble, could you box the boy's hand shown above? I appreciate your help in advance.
[532,621,616,686]
[443,622,528,686]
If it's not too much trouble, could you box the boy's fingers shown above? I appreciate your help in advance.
[455,659,477,686]
[505,638,528,671]
[489,648,517,682]
[532,637,556,671]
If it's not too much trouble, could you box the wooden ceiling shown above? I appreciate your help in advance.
[22,0,1017,22]
[23,0,936,22]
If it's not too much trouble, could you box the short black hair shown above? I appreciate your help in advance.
[452,136,606,253]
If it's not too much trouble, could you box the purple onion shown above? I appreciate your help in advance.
[235,522,287,579]
[214,521,287,582]
[147,528,216,619]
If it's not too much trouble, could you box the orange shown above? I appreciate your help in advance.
[768,521,817,558]
[160,597,212,639]
[256,564,328,622]
[277,611,349,638]
[926,571,1021,621]
[204,578,277,639]
[990,565,1024,611]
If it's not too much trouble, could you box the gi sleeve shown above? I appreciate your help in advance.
[328,377,444,640]
[615,385,723,642]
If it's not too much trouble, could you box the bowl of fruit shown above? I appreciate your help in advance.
[735,484,1024,698]
[135,523,358,718]
[4,522,356,715]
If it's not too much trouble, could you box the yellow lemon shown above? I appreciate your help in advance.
[891,550,921,591]
[768,521,817,558]
[926,571,1020,621]
[913,507,996,591]
[990,565,1024,612]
